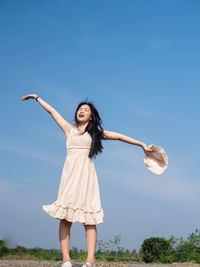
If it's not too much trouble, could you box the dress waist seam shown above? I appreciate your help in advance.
[67,148,90,155]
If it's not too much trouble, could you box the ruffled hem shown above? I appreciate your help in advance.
[42,201,104,225]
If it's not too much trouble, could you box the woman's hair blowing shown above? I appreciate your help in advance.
[74,101,105,159]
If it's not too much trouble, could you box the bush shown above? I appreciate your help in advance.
[141,237,173,263]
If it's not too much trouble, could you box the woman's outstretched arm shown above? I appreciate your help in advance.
[21,94,72,135]
[102,130,154,156]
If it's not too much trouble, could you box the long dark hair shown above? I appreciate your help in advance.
[73,101,105,159]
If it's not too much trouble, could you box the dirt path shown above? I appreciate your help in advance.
[0,260,200,267]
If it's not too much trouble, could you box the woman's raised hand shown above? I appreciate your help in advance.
[142,143,154,156]
[21,94,38,101]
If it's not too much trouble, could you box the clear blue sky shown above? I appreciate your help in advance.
[0,0,200,252]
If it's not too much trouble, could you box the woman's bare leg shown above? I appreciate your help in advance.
[59,219,73,263]
[83,224,97,264]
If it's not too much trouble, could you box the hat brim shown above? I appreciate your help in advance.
[144,144,168,175]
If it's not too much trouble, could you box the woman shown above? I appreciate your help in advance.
[21,94,153,267]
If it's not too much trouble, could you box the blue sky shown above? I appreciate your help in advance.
[0,0,200,252]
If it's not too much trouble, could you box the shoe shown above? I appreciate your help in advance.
[61,262,72,267]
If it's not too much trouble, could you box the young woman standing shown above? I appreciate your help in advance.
[21,94,153,267]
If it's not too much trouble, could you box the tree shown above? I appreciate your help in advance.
[0,240,9,258]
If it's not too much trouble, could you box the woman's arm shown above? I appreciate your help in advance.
[102,130,154,156]
[21,94,72,135]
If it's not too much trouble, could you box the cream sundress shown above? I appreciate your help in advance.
[43,125,104,225]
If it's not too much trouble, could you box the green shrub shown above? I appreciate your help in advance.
[141,237,172,263]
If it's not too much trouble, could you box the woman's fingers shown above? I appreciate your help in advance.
[144,148,154,156]
[142,144,154,156]
[21,95,35,101]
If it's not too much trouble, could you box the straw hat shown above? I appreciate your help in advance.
[144,144,168,175]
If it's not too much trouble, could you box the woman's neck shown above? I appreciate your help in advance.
[77,122,89,132]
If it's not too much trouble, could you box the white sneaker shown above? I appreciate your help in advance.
[61,262,72,267]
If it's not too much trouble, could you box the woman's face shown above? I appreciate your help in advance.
[76,104,92,123]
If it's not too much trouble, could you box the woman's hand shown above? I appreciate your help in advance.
[21,94,38,101]
[142,143,154,156]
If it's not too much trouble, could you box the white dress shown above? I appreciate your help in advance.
[43,125,104,225]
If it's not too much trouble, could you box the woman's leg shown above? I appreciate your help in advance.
[83,224,97,264]
[59,219,73,263]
